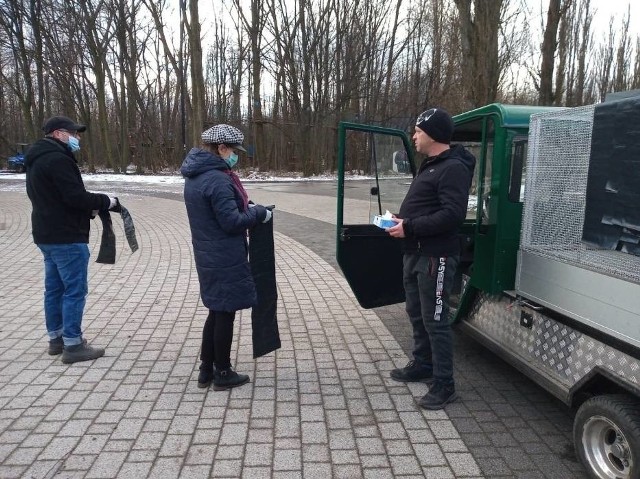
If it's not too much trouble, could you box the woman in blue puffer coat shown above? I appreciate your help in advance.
[181,124,272,391]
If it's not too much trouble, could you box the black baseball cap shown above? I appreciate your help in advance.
[43,116,87,134]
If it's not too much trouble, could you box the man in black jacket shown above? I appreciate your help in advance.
[25,116,117,364]
[387,108,476,409]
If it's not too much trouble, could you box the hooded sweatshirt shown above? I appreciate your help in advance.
[398,144,476,256]
[25,138,111,244]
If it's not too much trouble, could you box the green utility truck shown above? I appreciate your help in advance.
[336,101,640,479]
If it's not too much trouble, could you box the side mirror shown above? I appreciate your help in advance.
[370,187,379,196]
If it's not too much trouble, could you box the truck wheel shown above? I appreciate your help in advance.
[574,394,640,479]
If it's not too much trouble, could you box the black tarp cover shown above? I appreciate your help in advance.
[582,97,640,256]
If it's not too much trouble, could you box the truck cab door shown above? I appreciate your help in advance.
[336,122,415,309]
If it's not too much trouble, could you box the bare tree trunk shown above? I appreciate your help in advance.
[232,0,266,167]
[633,38,640,89]
[613,8,630,92]
[454,0,503,108]
[187,0,205,146]
[126,0,139,170]
[29,0,45,129]
[381,0,403,120]
[115,0,128,172]
[539,0,572,105]
[299,0,312,176]
[425,0,443,106]
[595,22,615,101]
[555,11,569,105]
[250,0,265,168]
[230,25,246,122]
[575,0,592,105]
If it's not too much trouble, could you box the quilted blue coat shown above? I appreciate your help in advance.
[181,148,267,311]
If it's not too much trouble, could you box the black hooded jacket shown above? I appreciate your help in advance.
[398,144,476,256]
[25,138,110,244]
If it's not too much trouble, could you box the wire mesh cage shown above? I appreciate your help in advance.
[521,105,640,284]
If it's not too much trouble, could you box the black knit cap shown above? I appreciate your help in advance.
[43,116,87,134]
[416,108,454,144]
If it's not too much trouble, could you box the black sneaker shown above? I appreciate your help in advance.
[61,343,105,364]
[213,368,250,391]
[418,382,457,410]
[390,360,434,384]
[197,363,214,389]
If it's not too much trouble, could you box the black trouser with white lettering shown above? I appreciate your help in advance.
[403,254,458,386]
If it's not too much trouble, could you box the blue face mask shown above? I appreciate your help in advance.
[225,152,238,169]
[67,136,80,152]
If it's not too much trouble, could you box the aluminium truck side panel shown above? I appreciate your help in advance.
[462,292,640,404]
[516,251,640,350]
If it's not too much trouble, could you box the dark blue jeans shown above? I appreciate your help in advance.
[37,243,90,346]
[403,253,458,385]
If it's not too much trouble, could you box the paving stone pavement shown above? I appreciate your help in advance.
[1,190,486,479]
[246,184,587,479]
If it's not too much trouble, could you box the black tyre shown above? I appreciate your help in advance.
[574,394,640,479]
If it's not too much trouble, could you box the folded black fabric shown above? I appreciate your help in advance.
[96,200,139,264]
[96,210,117,264]
[117,203,139,253]
[249,215,281,358]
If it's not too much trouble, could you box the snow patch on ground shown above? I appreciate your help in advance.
[0,171,378,184]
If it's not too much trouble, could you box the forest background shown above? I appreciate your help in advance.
[0,0,637,175]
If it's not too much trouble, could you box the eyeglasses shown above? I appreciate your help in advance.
[223,144,240,155]
[58,129,79,137]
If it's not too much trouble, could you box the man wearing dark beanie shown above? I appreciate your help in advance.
[386,108,476,410]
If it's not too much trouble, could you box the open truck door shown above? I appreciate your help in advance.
[335,112,495,315]
[335,123,415,308]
